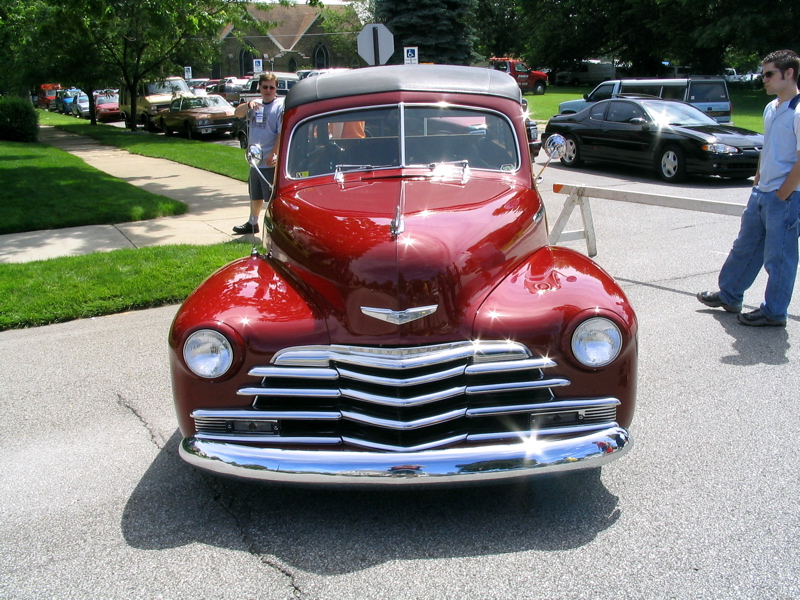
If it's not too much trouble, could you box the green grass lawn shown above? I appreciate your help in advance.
[40,111,249,181]
[525,85,768,132]
[0,111,256,331]
[0,141,188,235]
[0,242,255,331]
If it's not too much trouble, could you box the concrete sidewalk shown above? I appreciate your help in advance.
[0,126,253,264]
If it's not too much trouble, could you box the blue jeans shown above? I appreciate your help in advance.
[718,188,800,319]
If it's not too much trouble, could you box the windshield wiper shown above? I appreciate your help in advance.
[334,164,392,183]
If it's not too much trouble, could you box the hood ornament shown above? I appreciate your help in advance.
[361,305,438,325]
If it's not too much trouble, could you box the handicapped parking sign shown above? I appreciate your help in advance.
[404,47,418,65]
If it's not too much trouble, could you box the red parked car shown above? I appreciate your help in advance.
[169,65,637,486]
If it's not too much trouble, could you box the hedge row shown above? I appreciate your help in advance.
[0,97,38,143]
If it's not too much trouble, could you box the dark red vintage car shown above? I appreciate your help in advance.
[169,65,637,485]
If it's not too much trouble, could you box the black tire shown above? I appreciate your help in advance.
[656,145,686,182]
[237,132,248,149]
[161,119,173,136]
[560,135,583,167]
[533,81,546,95]
[184,122,193,140]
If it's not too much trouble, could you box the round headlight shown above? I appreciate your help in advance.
[183,329,234,378]
[571,317,622,367]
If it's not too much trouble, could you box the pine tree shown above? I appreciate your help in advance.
[376,0,476,65]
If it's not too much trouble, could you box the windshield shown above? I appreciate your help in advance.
[145,79,191,95]
[96,95,117,104]
[286,105,519,179]
[644,100,718,127]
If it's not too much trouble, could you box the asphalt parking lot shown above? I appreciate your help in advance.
[1,154,798,599]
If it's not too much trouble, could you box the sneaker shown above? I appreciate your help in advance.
[696,291,741,313]
[737,308,786,327]
[233,222,259,235]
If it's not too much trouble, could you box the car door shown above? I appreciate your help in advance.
[575,102,611,160]
[165,98,182,128]
[599,100,652,165]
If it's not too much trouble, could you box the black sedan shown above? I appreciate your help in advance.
[544,98,763,182]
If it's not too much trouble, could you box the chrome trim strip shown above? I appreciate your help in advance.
[248,366,338,379]
[340,407,466,430]
[195,434,341,445]
[467,422,618,441]
[466,378,570,394]
[237,387,341,398]
[337,364,464,386]
[341,434,469,453]
[466,397,619,416]
[192,409,341,421]
[270,340,532,369]
[464,357,556,373]
[341,385,465,407]
[179,426,632,486]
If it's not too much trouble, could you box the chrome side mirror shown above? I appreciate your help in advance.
[535,134,567,184]
[544,134,567,160]
[246,144,263,169]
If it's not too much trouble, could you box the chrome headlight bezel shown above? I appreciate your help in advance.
[571,316,623,368]
[183,329,234,378]
[702,142,740,154]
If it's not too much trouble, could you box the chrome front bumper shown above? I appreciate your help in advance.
[179,426,631,486]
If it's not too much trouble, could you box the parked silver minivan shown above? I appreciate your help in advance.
[558,77,732,123]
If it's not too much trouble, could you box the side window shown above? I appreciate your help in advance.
[660,85,687,100]
[605,101,643,123]
[589,84,615,102]
[514,63,529,73]
[590,104,607,121]
[689,82,728,102]
[621,85,661,97]
[493,62,509,73]
[171,99,182,111]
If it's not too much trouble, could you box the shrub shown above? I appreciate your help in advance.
[0,97,39,142]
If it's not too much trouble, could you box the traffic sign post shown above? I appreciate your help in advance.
[357,24,394,66]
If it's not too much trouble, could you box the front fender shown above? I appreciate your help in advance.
[473,246,637,427]
[169,255,329,435]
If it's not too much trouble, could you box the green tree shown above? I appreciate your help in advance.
[319,0,374,61]
[470,0,526,61]
[375,0,477,65]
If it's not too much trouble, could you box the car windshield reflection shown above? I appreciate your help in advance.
[287,104,519,179]
[644,101,718,127]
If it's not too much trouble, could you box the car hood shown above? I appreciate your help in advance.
[184,107,233,115]
[672,124,764,146]
[269,175,544,342]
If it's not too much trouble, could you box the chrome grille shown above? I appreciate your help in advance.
[192,341,620,451]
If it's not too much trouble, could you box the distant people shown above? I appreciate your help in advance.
[697,49,800,327]
[232,72,284,235]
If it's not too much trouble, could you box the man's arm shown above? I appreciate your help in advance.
[777,150,800,200]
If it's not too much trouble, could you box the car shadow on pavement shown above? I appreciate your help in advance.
[121,430,622,575]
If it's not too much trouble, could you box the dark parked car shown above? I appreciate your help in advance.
[169,65,637,486]
[544,97,763,182]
